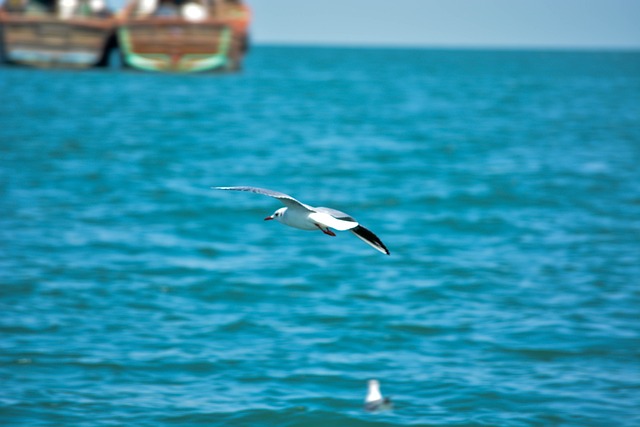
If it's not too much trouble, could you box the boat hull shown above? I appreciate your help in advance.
[118,19,245,73]
[0,14,114,68]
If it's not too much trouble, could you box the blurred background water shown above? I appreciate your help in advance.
[1,47,640,426]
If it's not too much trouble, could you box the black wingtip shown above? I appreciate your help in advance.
[351,225,390,255]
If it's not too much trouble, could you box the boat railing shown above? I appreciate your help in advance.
[1,0,113,19]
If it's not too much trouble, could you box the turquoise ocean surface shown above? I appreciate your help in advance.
[1,47,639,426]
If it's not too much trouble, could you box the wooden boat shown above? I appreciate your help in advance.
[117,0,250,73]
[0,0,116,68]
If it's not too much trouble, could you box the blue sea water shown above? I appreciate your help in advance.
[1,46,640,426]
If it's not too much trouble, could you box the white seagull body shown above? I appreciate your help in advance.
[213,186,390,255]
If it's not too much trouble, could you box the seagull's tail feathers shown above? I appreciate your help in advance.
[350,225,390,255]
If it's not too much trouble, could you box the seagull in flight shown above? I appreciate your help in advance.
[213,186,390,255]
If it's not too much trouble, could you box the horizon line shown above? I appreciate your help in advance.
[250,40,640,53]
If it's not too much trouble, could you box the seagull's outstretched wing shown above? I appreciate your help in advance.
[314,206,356,222]
[213,186,313,211]
[315,207,390,255]
[311,207,359,231]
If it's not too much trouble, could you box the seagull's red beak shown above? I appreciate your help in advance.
[264,215,274,221]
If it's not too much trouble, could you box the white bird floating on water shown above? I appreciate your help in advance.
[365,379,393,412]
[213,186,390,255]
